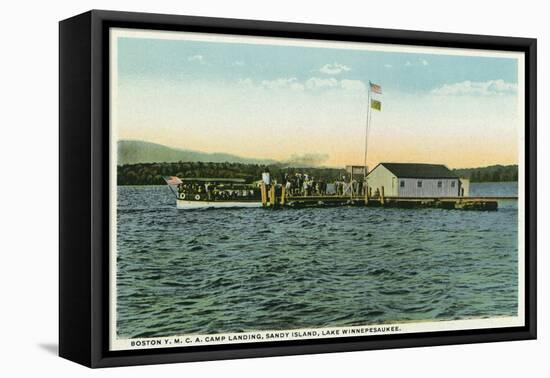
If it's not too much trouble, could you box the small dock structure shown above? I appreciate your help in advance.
[260,163,514,211]
[260,183,506,211]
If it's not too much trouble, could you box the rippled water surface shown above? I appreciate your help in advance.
[116,182,518,338]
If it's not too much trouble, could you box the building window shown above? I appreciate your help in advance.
[417,180,422,188]
[400,180,405,188]
[437,181,442,188]
[451,181,456,188]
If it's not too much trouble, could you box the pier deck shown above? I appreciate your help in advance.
[260,183,514,211]
[262,184,516,210]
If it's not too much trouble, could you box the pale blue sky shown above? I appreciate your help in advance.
[118,37,517,92]
[114,34,521,168]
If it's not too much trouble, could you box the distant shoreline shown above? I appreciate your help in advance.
[117,161,518,186]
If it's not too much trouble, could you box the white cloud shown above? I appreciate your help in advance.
[261,77,305,91]
[340,79,366,91]
[188,55,204,63]
[237,78,254,87]
[431,79,518,96]
[421,59,429,66]
[239,77,306,91]
[319,63,351,75]
[237,77,366,94]
[384,64,393,69]
[233,60,245,67]
[306,77,339,90]
[405,61,412,67]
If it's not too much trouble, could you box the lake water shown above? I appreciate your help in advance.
[116,182,518,338]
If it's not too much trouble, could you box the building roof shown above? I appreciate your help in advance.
[373,163,459,179]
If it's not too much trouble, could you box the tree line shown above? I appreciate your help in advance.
[117,161,519,186]
[117,161,347,186]
[452,165,518,183]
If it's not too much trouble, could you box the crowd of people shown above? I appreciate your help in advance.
[282,172,328,196]
[262,169,366,197]
[175,169,369,202]
[177,182,258,201]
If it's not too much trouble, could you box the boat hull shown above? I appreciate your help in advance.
[176,199,262,209]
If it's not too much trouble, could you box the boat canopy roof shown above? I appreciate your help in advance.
[180,177,248,183]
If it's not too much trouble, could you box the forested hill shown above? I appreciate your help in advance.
[117,161,518,186]
[118,140,277,165]
[452,165,518,182]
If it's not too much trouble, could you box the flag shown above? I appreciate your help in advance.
[163,176,183,186]
[369,81,382,94]
[370,99,381,111]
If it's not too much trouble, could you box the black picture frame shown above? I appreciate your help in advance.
[59,9,537,368]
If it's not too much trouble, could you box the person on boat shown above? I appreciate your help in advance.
[205,182,212,200]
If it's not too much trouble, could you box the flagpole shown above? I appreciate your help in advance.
[363,84,371,184]
[367,93,373,161]
[167,184,178,199]
[363,81,380,200]
[163,176,180,199]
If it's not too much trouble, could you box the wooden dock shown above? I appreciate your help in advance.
[260,184,515,211]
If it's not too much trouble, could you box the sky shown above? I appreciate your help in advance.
[113,31,522,169]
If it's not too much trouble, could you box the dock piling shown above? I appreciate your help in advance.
[260,183,267,207]
[269,185,276,207]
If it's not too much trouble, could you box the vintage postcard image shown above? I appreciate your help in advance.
[109,28,524,351]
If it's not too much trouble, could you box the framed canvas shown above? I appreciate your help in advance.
[59,10,537,368]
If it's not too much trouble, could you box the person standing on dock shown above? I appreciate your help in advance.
[320,179,327,195]
[285,180,291,195]
[262,168,271,189]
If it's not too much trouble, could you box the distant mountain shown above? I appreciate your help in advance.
[117,140,277,165]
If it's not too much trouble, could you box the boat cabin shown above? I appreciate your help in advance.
[176,178,260,201]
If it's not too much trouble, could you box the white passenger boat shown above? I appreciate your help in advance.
[176,198,262,209]
[164,176,263,209]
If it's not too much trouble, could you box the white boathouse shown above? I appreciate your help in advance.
[366,163,469,198]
